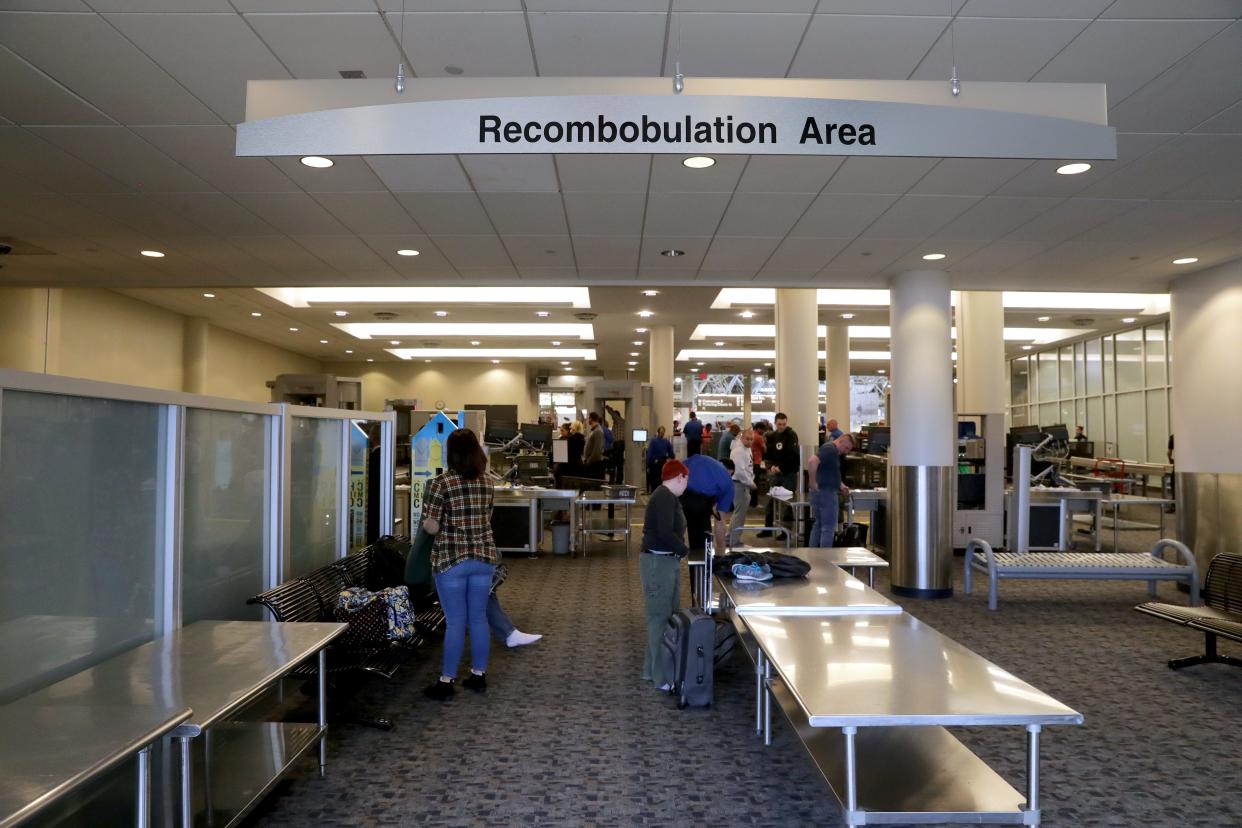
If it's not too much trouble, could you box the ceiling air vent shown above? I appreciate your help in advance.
[422,341,440,347]
[573,312,598,321]
[339,70,366,79]
[373,311,398,320]
[1071,317,1095,327]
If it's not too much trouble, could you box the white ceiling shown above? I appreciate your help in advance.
[0,2,1237,370]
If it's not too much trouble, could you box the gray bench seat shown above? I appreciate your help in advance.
[965,538,1199,611]
[1135,553,1242,670]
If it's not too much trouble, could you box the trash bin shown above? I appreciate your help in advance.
[551,520,571,556]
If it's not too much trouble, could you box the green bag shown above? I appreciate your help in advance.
[404,485,435,588]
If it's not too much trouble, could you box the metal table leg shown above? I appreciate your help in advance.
[136,745,152,828]
[755,649,765,735]
[1057,499,1069,551]
[528,498,538,555]
[1113,502,1120,553]
[763,659,772,746]
[318,648,328,776]
[843,726,859,828]
[1026,724,1042,825]
[177,736,191,828]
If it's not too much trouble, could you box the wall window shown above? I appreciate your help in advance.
[1115,329,1144,392]
[1145,324,1167,387]
[1010,357,1029,406]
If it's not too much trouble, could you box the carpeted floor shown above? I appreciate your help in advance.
[247,519,1242,827]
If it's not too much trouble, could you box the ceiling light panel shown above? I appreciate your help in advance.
[333,323,596,340]
[258,286,591,308]
[712,288,1170,314]
[388,348,596,360]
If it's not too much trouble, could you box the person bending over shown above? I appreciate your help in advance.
[640,460,690,691]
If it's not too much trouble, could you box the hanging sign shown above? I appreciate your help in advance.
[237,77,1116,161]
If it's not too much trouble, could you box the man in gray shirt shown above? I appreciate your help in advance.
[583,411,606,479]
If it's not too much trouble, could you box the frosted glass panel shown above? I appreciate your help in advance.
[183,409,269,623]
[1037,352,1058,402]
[0,391,164,702]
[290,417,343,577]
[1116,392,1145,462]
[1105,395,1116,451]
[1038,403,1058,427]
[1145,324,1167,387]
[1060,401,1074,427]
[1085,339,1102,395]
[1059,346,1074,399]
[348,420,375,553]
[1146,390,1168,465]
[1073,343,1085,397]
[1103,337,1115,393]
[1087,397,1103,445]
[1116,329,1143,392]
[1010,357,1029,406]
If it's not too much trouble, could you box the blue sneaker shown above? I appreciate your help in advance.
[732,562,773,583]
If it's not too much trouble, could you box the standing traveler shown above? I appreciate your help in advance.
[583,412,606,479]
[729,429,757,547]
[807,433,854,547]
[717,421,740,460]
[645,425,675,493]
[826,418,843,441]
[422,429,499,700]
[759,413,800,537]
[683,412,704,457]
[606,404,626,483]
[640,460,690,691]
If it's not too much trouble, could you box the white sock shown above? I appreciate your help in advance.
[506,629,543,647]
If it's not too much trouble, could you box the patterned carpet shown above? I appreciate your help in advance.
[247,519,1242,828]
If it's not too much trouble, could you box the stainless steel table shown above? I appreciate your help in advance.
[744,612,1083,827]
[787,546,889,587]
[0,694,190,828]
[493,486,576,554]
[573,492,635,556]
[1008,487,1104,551]
[716,562,901,618]
[1101,494,1174,552]
[767,489,810,542]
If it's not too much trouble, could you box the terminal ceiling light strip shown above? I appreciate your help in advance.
[710,288,1168,314]
[333,322,596,340]
[675,349,952,362]
[257,287,591,308]
[690,324,1087,345]
[388,348,596,360]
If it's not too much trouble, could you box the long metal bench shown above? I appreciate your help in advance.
[1135,552,1242,670]
[964,537,1200,611]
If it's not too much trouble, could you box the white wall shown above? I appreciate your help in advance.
[323,361,539,420]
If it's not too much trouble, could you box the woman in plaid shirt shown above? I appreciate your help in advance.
[422,429,499,699]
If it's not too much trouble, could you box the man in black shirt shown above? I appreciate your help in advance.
[639,460,690,691]
[759,412,800,538]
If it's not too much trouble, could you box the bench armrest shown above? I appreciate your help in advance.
[964,538,999,610]
[1151,538,1200,606]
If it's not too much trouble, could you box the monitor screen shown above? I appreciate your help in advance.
[519,422,553,448]
[866,427,891,453]
[1009,426,1043,446]
[485,421,519,445]
[1042,423,1070,443]
[958,421,978,440]
[631,428,648,443]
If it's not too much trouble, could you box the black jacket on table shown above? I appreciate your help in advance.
[641,485,689,558]
[764,427,801,475]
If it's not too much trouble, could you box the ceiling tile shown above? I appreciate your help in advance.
[563,192,647,235]
[480,192,569,235]
[0,127,128,193]
[89,1,234,9]
[228,234,338,276]
[1100,0,1242,19]
[105,12,290,124]
[235,1,376,10]
[0,192,135,236]
[959,0,1110,16]
[676,0,816,10]
[824,156,938,194]
[934,196,1061,241]
[358,234,455,273]
[32,126,214,192]
[735,156,845,194]
[460,155,559,192]
[815,1,964,11]
[716,193,816,237]
[911,17,1090,82]
[0,13,221,124]
[270,155,385,192]
[0,46,110,125]
[244,12,397,79]
[501,235,576,268]
[790,192,899,237]
[992,132,1173,197]
[761,237,851,272]
[643,192,732,237]
[530,12,666,76]
[313,192,422,235]
[557,154,651,192]
[395,192,494,235]
[1005,198,1142,244]
[363,155,473,192]
[1081,134,1242,199]
[1192,100,1242,134]
[378,1,522,9]
[649,155,747,193]
[291,234,393,274]
[668,13,810,77]
[433,235,514,268]
[134,125,299,193]
[907,158,1031,196]
[146,192,276,236]
[572,235,640,269]
[397,11,536,77]
[860,194,978,238]
[230,192,350,235]
[1033,19,1232,103]
[639,237,710,271]
[72,193,215,236]
[822,237,915,273]
[791,15,948,80]
[951,240,1048,273]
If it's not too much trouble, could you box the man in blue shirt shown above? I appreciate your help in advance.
[807,433,854,547]
[826,418,843,441]
[645,425,675,493]
[716,421,740,460]
[682,411,704,456]
[681,452,734,555]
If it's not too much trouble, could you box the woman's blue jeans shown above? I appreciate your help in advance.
[434,558,496,678]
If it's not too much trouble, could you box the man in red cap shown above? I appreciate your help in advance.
[639,459,689,691]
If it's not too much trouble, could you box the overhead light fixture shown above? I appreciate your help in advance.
[638,310,654,317]
[250,312,262,317]
[739,310,755,318]
[696,362,705,366]
[202,293,215,299]
[1037,316,1051,322]
[551,340,562,346]
[1173,257,1198,265]
[635,327,648,334]
[491,359,501,364]
[841,313,855,320]
[629,352,640,357]
[628,361,638,366]
[1056,162,1091,175]
[878,369,887,374]
[390,339,400,345]
[922,253,946,261]
[434,310,448,317]
[366,358,374,362]
[424,359,431,363]
[260,286,592,308]
[334,310,348,317]
[661,249,684,258]
[471,340,481,346]
[633,340,643,346]
[1022,345,1033,351]
[682,156,715,169]
[140,250,164,258]
[561,361,570,365]
[345,349,354,354]
[753,368,762,373]
[642,290,660,297]
[300,156,334,169]
[289,327,299,332]
[714,341,725,347]
[387,348,596,360]
[320,339,329,344]
[535,311,550,317]
[396,249,420,257]
[1121,317,1136,324]
[334,322,594,340]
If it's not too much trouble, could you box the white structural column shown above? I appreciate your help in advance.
[889,270,955,597]
[1171,259,1242,577]
[648,325,675,433]
[955,291,1006,413]
[742,373,753,427]
[183,317,209,395]
[774,289,820,445]
[824,324,851,432]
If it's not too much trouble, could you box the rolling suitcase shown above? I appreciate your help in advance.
[661,608,716,708]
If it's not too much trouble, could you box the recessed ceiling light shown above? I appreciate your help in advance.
[535,311,550,317]
[714,341,725,347]
[424,359,432,363]
[561,361,570,365]
[763,362,772,367]
[250,312,262,317]
[320,339,329,344]
[1056,162,1091,175]
[878,369,887,374]
[682,156,716,169]
[739,310,755,318]
[434,310,448,317]
[633,340,643,346]
[1121,317,1136,324]
[471,340,481,346]
[366,358,374,362]
[396,249,419,257]
[1022,345,1033,351]
[1173,257,1199,265]
[1037,316,1051,322]
[334,310,348,317]
[289,327,299,332]
[140,250,164,258]
[642,290,661,298]
[753,368,762,373]
[922,253,946,261]
[629,352,640,357]
[841,313,855,320]
[638,310,654,317]
[551,340,561,346]
[444,65,464,75]
[300,156,333,168]
[660,249,684,257]
[696,362,705,366]
[628,361,638,366]
[635,327,648,334]
[491,359,500,364]
[345,349,354,354]
[202,292,215,298]
[390,339,400,345]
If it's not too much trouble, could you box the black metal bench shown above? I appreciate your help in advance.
[1135,553,1242,670]
[248,543,446,728]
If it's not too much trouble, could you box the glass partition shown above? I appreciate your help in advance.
[289,416,344,577]
[0,391,165,702]
[182,409,270,623]
[1146,390,1168,465]
[1116,391,1145,461]
[1010,357,1029,406]
[1059,346,1074,400]
[1085,339,1102,395]
[1036,351,1058,402]
[1145,323,1167,387]
[1115,329,1143,392]
[1087,397,1104,444]
[1103,336,1115,394]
